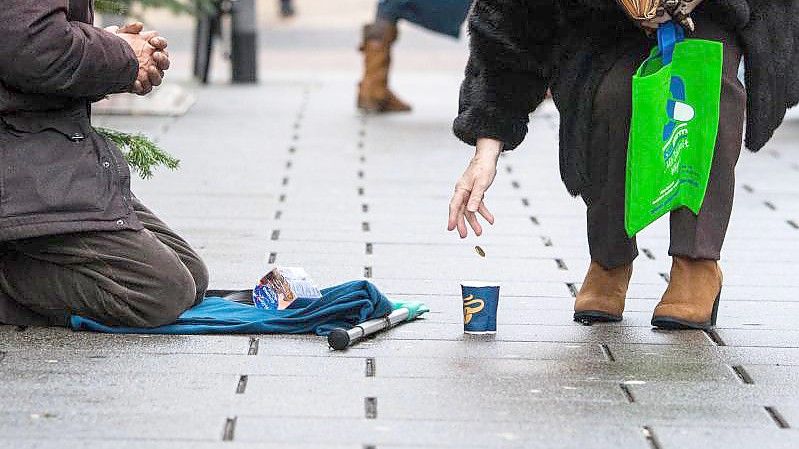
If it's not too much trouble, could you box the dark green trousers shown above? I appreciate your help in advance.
[0,199,208,327]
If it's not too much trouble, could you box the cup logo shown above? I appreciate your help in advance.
[462,294,485,324]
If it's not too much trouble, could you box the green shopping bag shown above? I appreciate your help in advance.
[625,22,723,237]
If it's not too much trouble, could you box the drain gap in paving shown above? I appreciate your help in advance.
[235,375,249,394]
[764,406,790,429]
[641,248,656,260]
[271,230,281,241]
[600,344,615,362]
[659,272,670,283]
[641,426,662,449]
[268,252,277,264]
[365,243,373,255]
[555,258,568,270]
[763,201,776,210]
[521,198,530,207]
[364,266,373,278]
[248,337,260,355]
[703,329,726,346]
[730,365,754,384]
[566,283,578,297]
[788,220,799,230]
[364,397,378,419]
[742,184,754,193]
[365,358,376,377]
[222,417,237,441]
[619,383,635,403]
[362,222,370,232]
[541,236,554,247]
[530,216,540,225]
[274,210,282,220]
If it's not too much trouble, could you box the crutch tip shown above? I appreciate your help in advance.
[328,328,351,350]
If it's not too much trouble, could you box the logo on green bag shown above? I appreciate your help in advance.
[662,76,695,175]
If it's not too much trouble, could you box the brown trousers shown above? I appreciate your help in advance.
[0,199,208,327]
[584,18,746,269]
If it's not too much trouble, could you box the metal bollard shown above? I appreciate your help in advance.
[230,0,258,83]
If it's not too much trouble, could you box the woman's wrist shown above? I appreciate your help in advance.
[475,137,503,160]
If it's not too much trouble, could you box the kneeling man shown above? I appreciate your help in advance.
[0,1,208,327]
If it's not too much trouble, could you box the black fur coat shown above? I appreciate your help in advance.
[453,0,799,196]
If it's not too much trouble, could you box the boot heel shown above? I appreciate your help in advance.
[710,288,721,326]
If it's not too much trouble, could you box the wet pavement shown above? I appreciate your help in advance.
[2,1,799,448]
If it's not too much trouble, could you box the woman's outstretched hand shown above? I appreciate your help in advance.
[448,138,501,238]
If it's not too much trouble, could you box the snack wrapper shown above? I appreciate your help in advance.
[252,267,322,310]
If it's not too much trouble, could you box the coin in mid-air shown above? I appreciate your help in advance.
[474,245,486,258]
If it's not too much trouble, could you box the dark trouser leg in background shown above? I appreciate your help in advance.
[279,0,295,18]
[0,198,208,327]
[357,1,412,113]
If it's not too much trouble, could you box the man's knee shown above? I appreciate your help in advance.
[187,257,210,304]
[130,263,197,328]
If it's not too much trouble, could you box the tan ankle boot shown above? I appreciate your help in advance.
[651,257,722,330]
[573,262,633,324]
[357,23,412,113]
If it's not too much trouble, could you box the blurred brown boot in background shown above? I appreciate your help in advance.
[357,20,412,113]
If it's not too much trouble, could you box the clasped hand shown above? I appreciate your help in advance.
[105,22,171,96]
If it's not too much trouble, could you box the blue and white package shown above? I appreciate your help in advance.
[253,267,322,310]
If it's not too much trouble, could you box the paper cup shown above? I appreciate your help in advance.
[461,282,500,334]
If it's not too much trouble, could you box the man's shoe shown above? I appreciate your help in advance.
[357,23,412,113]
[651,257,722,330]
[573,262,633,324]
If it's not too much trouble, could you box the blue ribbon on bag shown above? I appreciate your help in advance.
[657,21,685,65]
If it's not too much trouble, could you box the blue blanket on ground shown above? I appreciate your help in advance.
[70,280,427,335]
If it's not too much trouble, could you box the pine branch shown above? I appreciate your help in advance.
[96,128,180,179]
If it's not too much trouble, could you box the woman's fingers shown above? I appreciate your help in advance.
[448,188,469,231]
[465,211,483,236]
[457,204,468,238]
[477,202,495,225]
[466,184,485,213]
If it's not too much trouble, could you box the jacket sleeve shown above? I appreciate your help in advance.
[453,0,559,151]
[738,0,799,151]
[0,0,138,98]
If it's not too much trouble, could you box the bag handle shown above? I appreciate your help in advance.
[657,21,685,65]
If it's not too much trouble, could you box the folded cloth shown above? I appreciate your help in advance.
[70,280,427,335]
